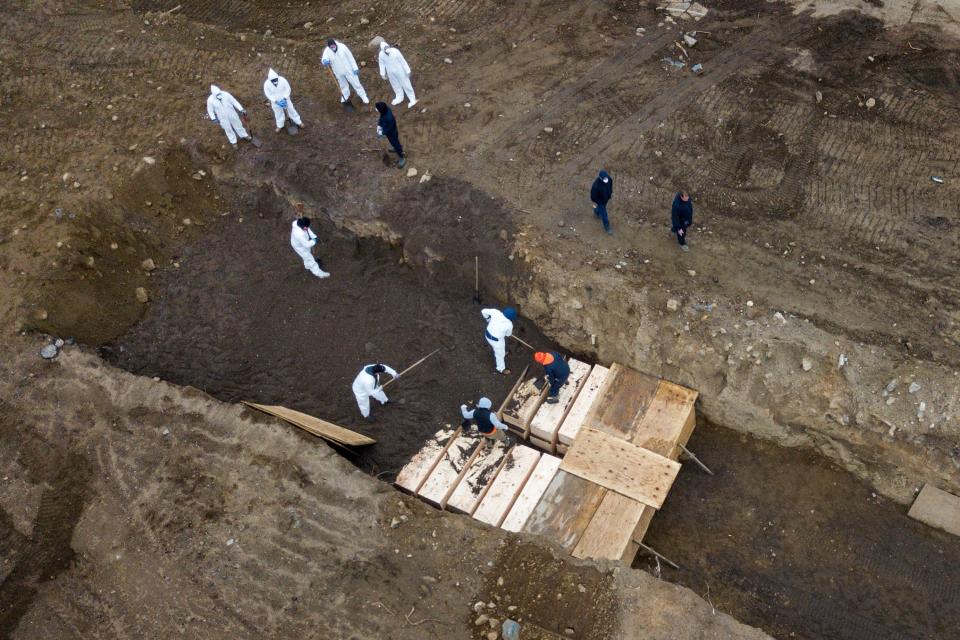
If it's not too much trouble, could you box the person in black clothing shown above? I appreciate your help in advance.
[671,190,693,252]
[375,102,406,168]
[590,169,613,235]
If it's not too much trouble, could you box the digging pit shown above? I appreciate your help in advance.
[98,177,960,640]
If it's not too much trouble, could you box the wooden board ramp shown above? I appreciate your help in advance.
[242,401,376,447]
[529,358,592,452]
[909,484,960,537]
[397,362,699,565]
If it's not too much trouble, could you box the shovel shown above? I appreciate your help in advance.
[240,113,262,148]
[473,256,482,304]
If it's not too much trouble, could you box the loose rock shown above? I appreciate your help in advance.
[141,258,156,272]
[135,287,149,303]
[908,382,921,394]
[802,357,813,371]
[474,614,489,626]
[666,298,679,312]
[406,167,418,178]
[40,344,59,359]
[865,97,876,109]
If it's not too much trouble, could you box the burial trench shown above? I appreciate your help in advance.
[102,181,960,640]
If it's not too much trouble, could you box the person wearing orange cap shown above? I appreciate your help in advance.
[534,351,570,404]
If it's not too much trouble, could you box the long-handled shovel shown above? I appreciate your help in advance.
[381,348,441,390]
[473,256,482,304]
[510,335,536,351]
[240,113,262,148]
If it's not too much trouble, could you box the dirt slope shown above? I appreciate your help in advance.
[0,342,769,640]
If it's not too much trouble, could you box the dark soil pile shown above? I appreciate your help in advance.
[105,186,549,473]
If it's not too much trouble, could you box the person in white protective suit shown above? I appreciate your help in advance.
[378,41,417,108]
[352,363,399,420]
[481,306,517,374]
[206,85,251,146]
[321,38,369,105]
[290,217,330,279]
[263,68,303,132]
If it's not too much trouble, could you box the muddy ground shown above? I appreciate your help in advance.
[105,180,551,472]
[644,421,960,640]
[2,0,960,639]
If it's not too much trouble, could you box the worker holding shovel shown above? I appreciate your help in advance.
[352,363,400,421]
[481,306,517,375]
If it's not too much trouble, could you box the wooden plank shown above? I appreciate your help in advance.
[529,359,592,446]
[572,492,646,561]
[584,365,661,440]
[529,435,553,453]
[497,365,529,419]
[522,470,607,551]
[419,435,483,507]
[558,365,610,446]
[560,427,680,510]
[502,454,562,532]
[242,401,375,446]
[474,446,541,527]
[630,380,698,458]
[502,377,548,436]
[446,439,512,515]
[908,484,960,537]
[620,505,657,564]
[395,428,458,494]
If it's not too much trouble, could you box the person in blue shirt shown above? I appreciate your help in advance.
[590,170,613,235]
[375,102,406,168]
[671,190,694,252]
[534,351,570,404]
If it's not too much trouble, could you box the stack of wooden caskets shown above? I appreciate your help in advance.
[396,361,697,564]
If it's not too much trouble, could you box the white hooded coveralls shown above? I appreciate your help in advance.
[263,69,302,129]
[378,42,416,106]
[481,308,513,373]
[321,40,369,103]
[290,220,329,278]
[352,364,398,418]
[206,85,249,145]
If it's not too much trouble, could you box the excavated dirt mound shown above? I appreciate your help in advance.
[105,184,551,473]
[643,421,960,640]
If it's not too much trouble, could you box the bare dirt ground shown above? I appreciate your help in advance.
[645,421,960,640]
[1,0,960,638]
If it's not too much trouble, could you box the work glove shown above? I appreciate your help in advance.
[394,373,401,379]
[277,99,287,108]
[381,74,386,80]
[353,69,360,76]
[376,126,383,137]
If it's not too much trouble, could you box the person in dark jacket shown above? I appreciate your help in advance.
[671,190,693,252]
[590,170,613,234]
[375,101,406,168]
[460,397,511,443]
[534,351,570,404]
